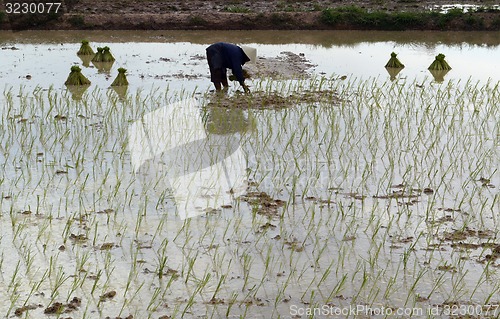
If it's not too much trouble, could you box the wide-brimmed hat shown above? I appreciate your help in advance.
[241,46,257,64]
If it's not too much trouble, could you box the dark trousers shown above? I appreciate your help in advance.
[206,46,228,89]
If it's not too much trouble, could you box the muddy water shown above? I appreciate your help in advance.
[1,30,499,95]
[0,30,499,319]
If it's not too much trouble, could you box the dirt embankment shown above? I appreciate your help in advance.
[1,0,499,31]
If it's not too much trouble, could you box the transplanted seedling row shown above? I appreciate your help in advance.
[0,73,498,318]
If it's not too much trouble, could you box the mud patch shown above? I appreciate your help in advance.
[207,88,339,109]
[15,304,42,317]
[99,290,117,302]
[240,191,286,218]
[245,51,315,79]
[43,297,81,315]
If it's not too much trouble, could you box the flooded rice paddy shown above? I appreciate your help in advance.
[0,30,499,318]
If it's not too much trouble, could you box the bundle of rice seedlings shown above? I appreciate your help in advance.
[428,53,452,71]
[385,52,404,68]
[228,69,251,81]
[64,65,91,86]
[92,47,104,62]
[111,68,129,86]
[102,46,115,62]
[77,39,94,56]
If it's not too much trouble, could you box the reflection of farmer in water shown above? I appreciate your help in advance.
[206,42,256,93]
[203,105,249,135]
[130,98,250,219]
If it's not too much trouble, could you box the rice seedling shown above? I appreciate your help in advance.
[101,46,115,62]
[428,53,452,70]
[77,39,94,56]
[64,65,91,86]
[385,52,405,68]
[0,63,498,318]
[111,68,129,87]
[91,47,104,62]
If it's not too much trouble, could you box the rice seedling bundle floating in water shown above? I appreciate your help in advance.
[101,46,115,62]
[64,65,91,86]
[428,53,452,71]
[111,68,129,86]
[77,39,94,56]
[385,52,404,68]
[92,47,104,62]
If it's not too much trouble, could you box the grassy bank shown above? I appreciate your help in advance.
[1,4,499,30]
[320,6,500,30]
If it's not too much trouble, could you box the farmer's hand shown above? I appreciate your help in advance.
[242,83,250,94]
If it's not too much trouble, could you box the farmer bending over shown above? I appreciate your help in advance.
[206,42,255,93]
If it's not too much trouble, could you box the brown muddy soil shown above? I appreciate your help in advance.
[1,0,499,30]
[246,51,316,79]
[60,0,500,15]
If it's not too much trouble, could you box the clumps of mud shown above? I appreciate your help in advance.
[143,266,180,279]
[442,228,493,242]
[207,89,340,109]
[100,290,117,302]
[426,224,500,265]
[15,304,42,317]
[245,51,315,79]
[15,297,97,317]
[240,191,286,218]
[69,233,88,242]
[477,176,495,188]
[205,297,225,305]
[372,183,435,206]
[43,297,82,315]
[284,237,305,252]
[100,242,116,250]
[146,73,205,80]
[96,208,114,214]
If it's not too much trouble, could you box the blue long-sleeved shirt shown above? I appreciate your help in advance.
[207,42,250,84]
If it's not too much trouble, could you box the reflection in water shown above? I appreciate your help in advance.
[65,84,90,100]
[385,67,403,81]
[1,30,500,48]
[0,30,498,96]
[111,86,128,100]
[78,54,93,68]
[429,69,451,83]
[203,105,249,135]
[92,61,114,74]
[129,98,248,220]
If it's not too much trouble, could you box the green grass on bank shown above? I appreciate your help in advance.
[320,6,493,30]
